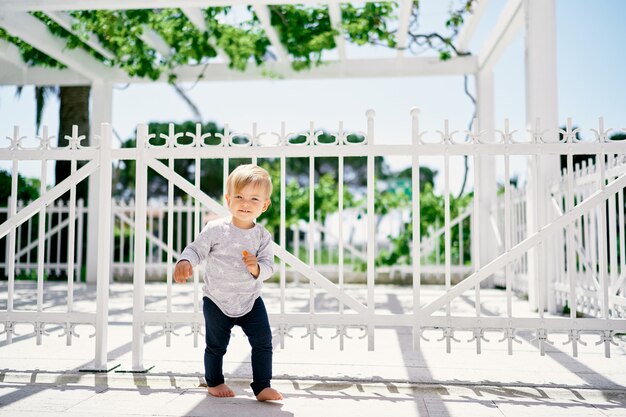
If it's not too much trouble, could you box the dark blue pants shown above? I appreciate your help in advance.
[202,296,273,396]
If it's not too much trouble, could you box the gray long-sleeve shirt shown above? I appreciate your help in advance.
[179,216,276,317]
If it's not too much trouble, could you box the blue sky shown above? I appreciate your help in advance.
[1,0,625,194]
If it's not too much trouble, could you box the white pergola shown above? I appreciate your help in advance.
[0,0,558,305]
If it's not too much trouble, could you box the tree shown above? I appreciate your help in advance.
[396,165,438,192]
[0,171,40,203]
[376,183,473,268]
[113,121,224,200]
[57,86,91,201]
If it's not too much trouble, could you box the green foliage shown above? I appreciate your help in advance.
[392,165,437,193]
[341,3,397,47]
[70,9,170,79]
[209,8,271,71]
[376,184,473,267]
[150,9,217,68]
[24,8,270,80]
[374,187,410,218]
[562,302,584,318]
[268,5,336,71]
[31,12,110,64]
[260,162,358,237]
[0,170,40,204]
[610,132,626,141]
[0,28,65,69]
[2,2,476,80]
[114,120,223,199]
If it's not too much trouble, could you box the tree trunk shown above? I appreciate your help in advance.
[55,86,90,279]
[56,86,90,201]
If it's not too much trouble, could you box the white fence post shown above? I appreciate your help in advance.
[366,109,376,350]
[476,69,498,288]
[94,122,113,369]
[132,124,148,371]
[410,108,422,351]
[87,81,113,283]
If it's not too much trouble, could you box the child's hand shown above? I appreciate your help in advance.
[242,250,260,278]
[174,260,193,283]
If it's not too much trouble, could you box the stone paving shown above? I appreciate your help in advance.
[1,282,625,416]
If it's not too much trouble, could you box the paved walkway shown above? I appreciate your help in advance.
[1,283,626,416]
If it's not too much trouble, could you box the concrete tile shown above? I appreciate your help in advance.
[495,402,607,416]
[1,284,626,417]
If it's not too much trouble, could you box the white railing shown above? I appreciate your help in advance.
[2,197,472,284]
[2,114,626,370]
[110,200,368,281]
[111,198,215,279]
[0,124,112,369]
[128,112,626,368]
[0,199,86,281]
[4,196,456,283]
[550,149,626,318]
[376,209,474,282]
[489,144,626,319]
[492,186,529,294]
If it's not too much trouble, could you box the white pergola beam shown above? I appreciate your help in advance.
[45,11,116,60]
[181,7,230,63]
[456,0,491,53]
[0,12,123,80]
[164,55,478,83]
[181,7,207,32]
[0,55,478,85]
[0,0,351,11]
[0,38,26,70]
[0,66,90,86]
[251,5,288,62]
[139,27,171,57]
[478,0,523,71]
[327,4,345,61]
[395,0,413,57]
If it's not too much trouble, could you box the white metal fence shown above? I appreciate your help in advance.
[1,113,626,371]
[0,124,111,368]
[490,140,626,321]
[0,198,443,283]
[0,199,86,281]
[492,186,529,294]
[550,150,626,319]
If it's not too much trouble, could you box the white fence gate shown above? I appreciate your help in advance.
[1,112,626,371]
[0,124,112,369]
[0,199,86,281]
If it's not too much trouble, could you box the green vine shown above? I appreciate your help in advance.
[341,2,397,48]
[2,2,476,79]
[0,27,65,69]
[268,5,336,70]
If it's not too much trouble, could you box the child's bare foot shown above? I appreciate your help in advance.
[256,387,283,401]
[207,384,235,398]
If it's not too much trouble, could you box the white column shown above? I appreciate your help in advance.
[86,81,113,283]
[476,70,498,288]
[524,0,559,312]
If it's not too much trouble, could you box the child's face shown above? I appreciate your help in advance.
[225,183,270,228]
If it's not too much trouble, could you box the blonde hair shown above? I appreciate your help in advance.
[226,164,273,198]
